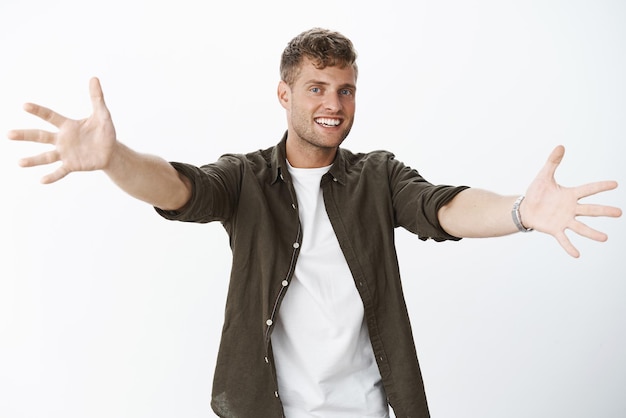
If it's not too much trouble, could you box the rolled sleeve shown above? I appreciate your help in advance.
[388,156,469,241]
[155,157,242,224]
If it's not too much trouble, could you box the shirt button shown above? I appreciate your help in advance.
[264,356,269,364]
[292,203,297,210]
[282,280,289,287]
[293,242,300,249]
[266,319,273,326]
[274,391,279,398]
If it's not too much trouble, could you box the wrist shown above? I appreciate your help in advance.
[512,195,533,233]
[103,141,128,174]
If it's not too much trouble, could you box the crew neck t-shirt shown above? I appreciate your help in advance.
[271,162,389,418]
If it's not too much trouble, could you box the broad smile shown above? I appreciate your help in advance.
[315,117,341,127]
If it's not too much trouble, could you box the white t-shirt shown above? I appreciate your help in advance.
[271,162,389,418]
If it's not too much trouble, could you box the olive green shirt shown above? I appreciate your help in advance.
[157,134,469,417]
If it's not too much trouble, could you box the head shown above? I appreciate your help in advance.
[278,28,359,167]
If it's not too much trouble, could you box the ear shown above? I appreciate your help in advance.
[277,80,290,110]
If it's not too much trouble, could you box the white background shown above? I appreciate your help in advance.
[1,1,624,417]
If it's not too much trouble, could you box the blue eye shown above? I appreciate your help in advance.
[340,89,353,96]
[310,87,321,93]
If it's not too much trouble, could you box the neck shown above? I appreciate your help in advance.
[285,137,338,168]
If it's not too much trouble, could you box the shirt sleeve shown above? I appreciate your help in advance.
[387,155,470,241]
[154,155,243,224]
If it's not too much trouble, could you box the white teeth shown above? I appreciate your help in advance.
[316,118,340,127]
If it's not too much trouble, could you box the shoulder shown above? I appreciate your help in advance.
[339,147,397,164]
[209,144,277,184]
[338,147,406,173]
[216,144,274,168]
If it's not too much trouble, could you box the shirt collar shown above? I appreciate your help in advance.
[270,132,289,185]
[327,148,347,185]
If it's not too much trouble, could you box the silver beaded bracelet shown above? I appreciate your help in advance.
[512,195,533,233]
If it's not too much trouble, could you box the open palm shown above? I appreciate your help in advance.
[8,77,116,184]
[523,145,621,257]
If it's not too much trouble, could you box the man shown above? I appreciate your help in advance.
[8,28,621,418]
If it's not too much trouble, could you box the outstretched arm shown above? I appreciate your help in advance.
[7,77,191,210]
[438,145,621,258]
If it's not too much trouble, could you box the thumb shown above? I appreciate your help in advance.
[539,145,565,180]
[89,77,109,116]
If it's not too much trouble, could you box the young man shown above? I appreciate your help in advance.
[8,28,621,418]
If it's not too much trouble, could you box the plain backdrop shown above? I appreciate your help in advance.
[1,1,624,417]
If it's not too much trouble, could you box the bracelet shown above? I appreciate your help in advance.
[512,195,533,233]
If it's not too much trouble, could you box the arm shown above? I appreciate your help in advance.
[438,189,518,238]
[438,146,622,258]
[103,142,191,210]
[7,77,191,210]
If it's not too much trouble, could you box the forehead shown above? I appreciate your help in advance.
[293,58,357,87]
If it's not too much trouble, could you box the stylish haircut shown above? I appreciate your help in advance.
[280,27,358,87]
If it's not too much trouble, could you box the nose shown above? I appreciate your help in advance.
[323,92,342,112]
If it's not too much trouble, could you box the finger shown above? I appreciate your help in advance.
[41,165,70,184]
[554,231,580,258]
[22,103,68,128]
[18,150,60,167]
[89,77,110,117]
[7,129,56,144]
[577,203,623,218]
[537,145,565,181]
[569,219,608,242]
[574,180,619,199]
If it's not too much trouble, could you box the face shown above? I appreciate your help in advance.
[278,58,357,165]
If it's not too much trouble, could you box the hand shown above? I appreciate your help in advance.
[7,77,117,184]
[522,145,622,258]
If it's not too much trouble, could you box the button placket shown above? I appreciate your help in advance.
[264,219,301,353]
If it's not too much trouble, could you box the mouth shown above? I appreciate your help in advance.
[315,117,341,127]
